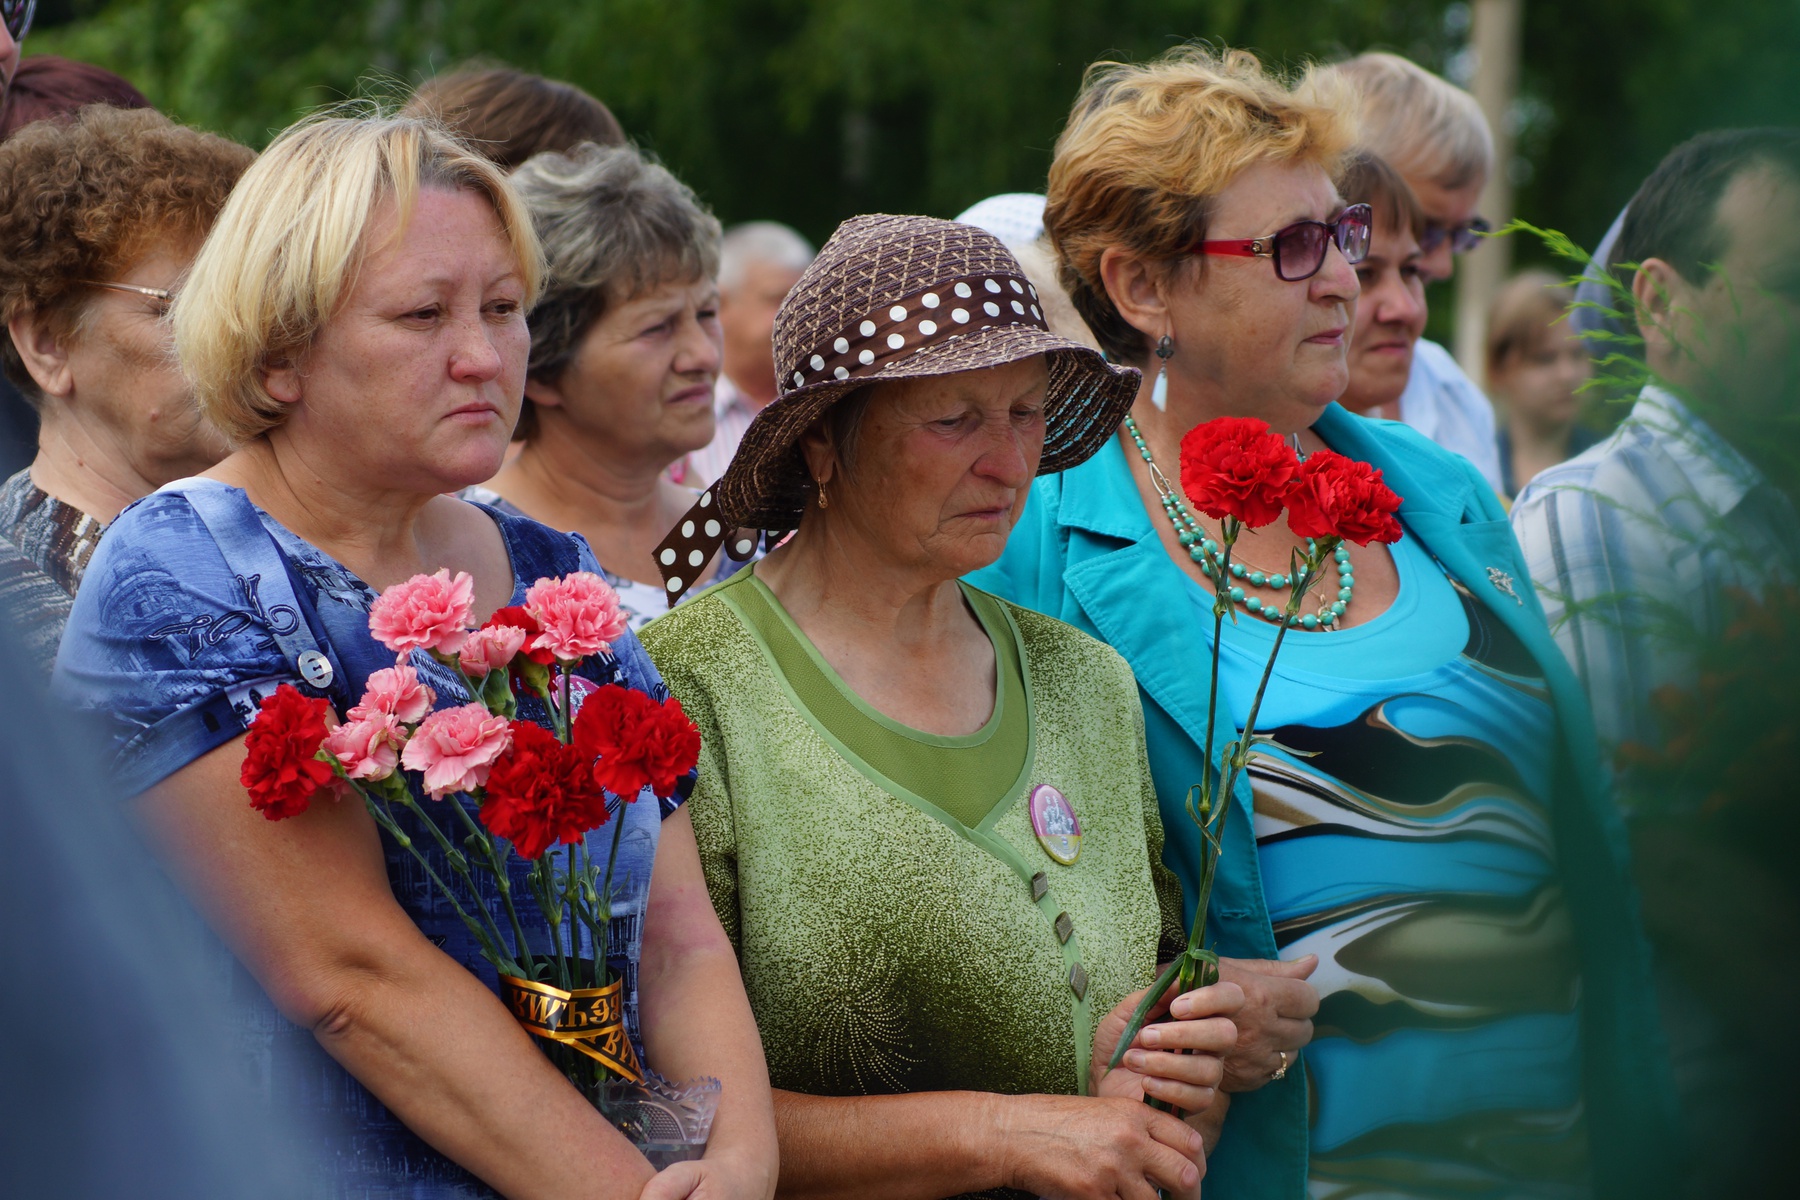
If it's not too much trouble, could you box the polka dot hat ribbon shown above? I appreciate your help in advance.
[653,487,759,602]
[653,269,1050,603]
[782,270,1048,391]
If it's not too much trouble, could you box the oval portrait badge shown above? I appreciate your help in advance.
[1029,784,1081,866]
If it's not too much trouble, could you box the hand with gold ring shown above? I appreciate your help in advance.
[1215,955,1319,1093]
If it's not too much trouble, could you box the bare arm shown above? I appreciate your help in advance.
[636,810,780,1200]
[771,1088,1202,1200]
[139,737,656,1199]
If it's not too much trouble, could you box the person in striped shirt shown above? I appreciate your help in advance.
[1511,128,1800,758]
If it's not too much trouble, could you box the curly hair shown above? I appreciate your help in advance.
[1045,46,1357,365]
[0,105,254,404]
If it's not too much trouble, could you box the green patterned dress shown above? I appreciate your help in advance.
[641,568,1183,1141]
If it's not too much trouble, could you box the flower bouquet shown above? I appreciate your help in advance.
[1106,417,1403,1087]
[239,569,718,1159]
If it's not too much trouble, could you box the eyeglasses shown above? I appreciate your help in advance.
[3,0,35,42]
[80,280,175,303]
[1419,216,1493,256]
[1194,204,1373,282]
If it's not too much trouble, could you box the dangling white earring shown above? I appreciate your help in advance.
[1151,333,1174,412]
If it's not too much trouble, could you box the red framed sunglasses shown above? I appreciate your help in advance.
[1193,203,1373,281]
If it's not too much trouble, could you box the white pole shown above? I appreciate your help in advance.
[1455,0,1524,387]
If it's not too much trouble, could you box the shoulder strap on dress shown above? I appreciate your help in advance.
[470,501,585,582]
[173,482,354,709]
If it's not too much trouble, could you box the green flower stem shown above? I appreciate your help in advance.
[564,842,584,988]
[593,794,632,987]
[388,785,515,959]
[533,854,570,991]
[445,791,536,979]
[1104,536,1337,1100]
[1198,520,1240,826]
[359,787,520,977]
[533,677,567,742]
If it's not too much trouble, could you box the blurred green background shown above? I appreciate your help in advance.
[27,1,1800,270]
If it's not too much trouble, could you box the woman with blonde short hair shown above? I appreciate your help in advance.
[53,113,777,1200]
[973,45,1676,1199]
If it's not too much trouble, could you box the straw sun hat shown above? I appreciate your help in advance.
[653,212,1140,600]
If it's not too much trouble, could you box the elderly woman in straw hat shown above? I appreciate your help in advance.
[639,214,1242,1200]
[53,113,777,1200]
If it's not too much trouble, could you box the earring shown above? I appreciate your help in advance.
[1151,334,1173,412]
[815,478,829,509]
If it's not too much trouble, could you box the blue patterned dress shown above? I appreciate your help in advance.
[1197,530,1590,1199]
[54,479,691,1198]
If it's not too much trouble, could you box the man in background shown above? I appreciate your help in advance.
[1512,127,1800,1200]
[1513,128,1800,752]
[686,221,813,484]
[1314,52,1506,492]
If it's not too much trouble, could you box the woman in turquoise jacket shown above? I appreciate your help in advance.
[972,45,1677,1200]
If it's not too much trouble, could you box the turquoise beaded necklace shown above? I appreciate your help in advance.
[1123,414,1355,631]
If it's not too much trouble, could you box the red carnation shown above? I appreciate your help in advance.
[241,684,336,820]
[486,605,556,667]
[572,685,702,800]
[478,720,611,860]
[1178,417,1301,529]
[1283,450,1404,545]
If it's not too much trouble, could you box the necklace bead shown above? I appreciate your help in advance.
[1123,414,1351,630]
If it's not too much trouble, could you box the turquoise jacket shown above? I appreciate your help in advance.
[969,404,1679,1200]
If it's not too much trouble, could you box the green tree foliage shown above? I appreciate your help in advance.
[26,1,1800,253]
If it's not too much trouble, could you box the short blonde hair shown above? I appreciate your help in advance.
[1046,46,1358,364]
[175,112,545,444]
[1316,52,1493,191]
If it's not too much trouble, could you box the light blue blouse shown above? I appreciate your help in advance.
[1193,530,1587,1197]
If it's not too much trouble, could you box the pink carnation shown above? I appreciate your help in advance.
[460,623,529,677]
[323,713,407,782]
[525,573,627,661]
[348,663,436,725]
[369,569,475,656]
[400,703,513,799]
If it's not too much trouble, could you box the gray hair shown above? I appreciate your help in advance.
[512,142,721,388]
[718,220,814,293]
[1317,52,1493,191]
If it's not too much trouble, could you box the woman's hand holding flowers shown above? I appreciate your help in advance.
[1215,955,1319,1093]
[1093,980,1244,1116]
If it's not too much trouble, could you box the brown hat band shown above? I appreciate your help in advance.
[782,271,1049,393]
[653,270,1055,604]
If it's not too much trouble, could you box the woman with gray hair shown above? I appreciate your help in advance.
[468,142,737,628]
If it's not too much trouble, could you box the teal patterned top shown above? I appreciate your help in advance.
[1204,530,1589,1197]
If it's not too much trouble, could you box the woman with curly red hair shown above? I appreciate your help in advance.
[0,104,251,640]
